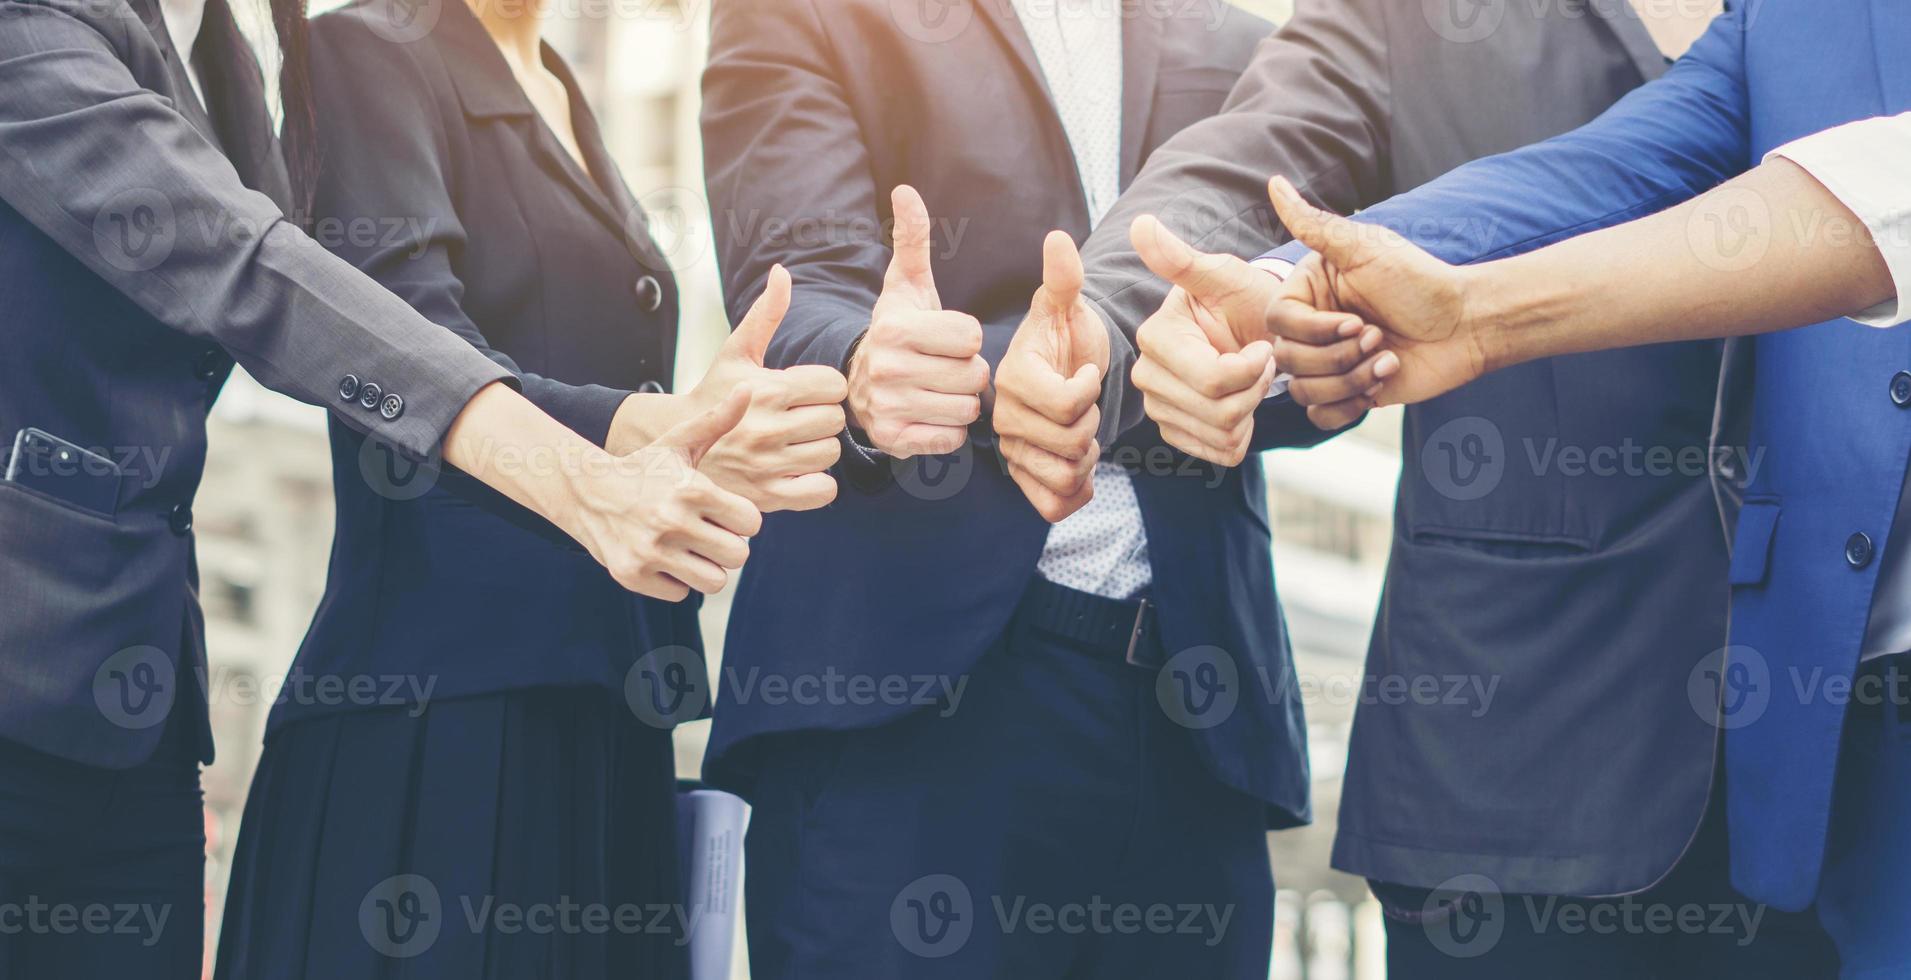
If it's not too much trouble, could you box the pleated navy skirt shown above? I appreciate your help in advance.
[213,687,689,979]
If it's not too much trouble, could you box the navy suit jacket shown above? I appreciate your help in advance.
[699,0,1319,825]
[1268,0,1911,911]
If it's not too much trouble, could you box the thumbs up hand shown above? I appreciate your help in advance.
[1260,176,1486,430]
[995,230,1110,523]
[684,264,849,512]
[584,388,764,601]
[845,185,991,458]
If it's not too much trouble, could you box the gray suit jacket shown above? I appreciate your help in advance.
[1080,0,1730,897]
[0,0,511,767]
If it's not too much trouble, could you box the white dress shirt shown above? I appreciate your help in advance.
[1012,0,1154,601]
[158,0,208,102]
[1767,112,1911,659]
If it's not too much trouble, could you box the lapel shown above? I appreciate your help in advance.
[434,0,641,255]
[1590,0,1672,83]
[124,0,223,146]
[971,0,1057,109]
[1872,0,1911,112]
[191,0,292,207]
[1118,0,1163,187]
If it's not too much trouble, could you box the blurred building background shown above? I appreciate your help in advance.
[202,0,1400,975]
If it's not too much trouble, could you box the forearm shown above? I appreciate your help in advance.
[1476,159,1897,370]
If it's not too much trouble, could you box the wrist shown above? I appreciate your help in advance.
[843,334,873,433]
[605,392,686,456]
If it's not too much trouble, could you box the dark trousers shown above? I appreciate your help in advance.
[743,617,1276,979]
[1372,780,1838,979]
[0,710,204,979]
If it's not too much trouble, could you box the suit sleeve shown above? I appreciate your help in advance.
[305,17,629,447]
[1264,2,1753,270]
[1081,0,1394,447]
[699,0,893,377]
[0,0,514,460]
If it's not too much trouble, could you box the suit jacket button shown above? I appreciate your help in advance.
[637,380,666,394]
[380,393,405,420]
[358,381,383,411]
[167,503,193,536]
[193,348,229,382]
[339,374,361,401]
[1892,371,1911,407]
[1847,532,1876,570]
[633,276,663,313]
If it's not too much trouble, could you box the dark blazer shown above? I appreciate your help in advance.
[267,0,700,732]
[0,0,511,769]
[700,0,1322,825]
[1080,0,1724,897]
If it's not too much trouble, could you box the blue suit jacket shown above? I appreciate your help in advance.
[1269,0,1911,910]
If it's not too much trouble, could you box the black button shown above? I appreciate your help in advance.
[633,276,663,313]
[167,503,193,536]
[1892,371,1911,407]
[379,393,405,420]
[339,374,361,401]
[192,348,229,382]
[358,382,383,412]
[636,380,666,395]
[1847,532,1875,570]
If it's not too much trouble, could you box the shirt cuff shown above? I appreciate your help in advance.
[1766,112,1911,328]
[1258,240,1315,268]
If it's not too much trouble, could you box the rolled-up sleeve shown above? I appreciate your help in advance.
[1767,112,1911,328]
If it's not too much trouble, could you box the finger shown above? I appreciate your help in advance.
[765,472,838,512]
[1007,357,1101,426]
[771,437,844,477]
[775,364,850,407]
[894,311,985,359]
[631,571,691,603]
[1129,215,1263,324]
[995,398,1099,461]
[770,404,850,446]
[1040,229,1084,316]
[1306,398,1372,432]
[1140,393,1248,462]
[1272,331,1378,377]
[691,480,764,539]
[1267,176,1369,272]
[884,184,938,298]
[1006,451,1095,523]
[1267,296,1368,346]
[655,387,750,466]
[660,550,731,596]
[1284,350,1399,407]
[725,264,791,366]
[1137,322,1269,401]
[668,516,751,570]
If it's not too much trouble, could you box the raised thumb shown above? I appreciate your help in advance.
[725,264,791,366]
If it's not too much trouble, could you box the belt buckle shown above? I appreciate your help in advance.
[1122,598,1158,669]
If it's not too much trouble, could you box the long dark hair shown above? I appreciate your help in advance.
[270,0,317,222]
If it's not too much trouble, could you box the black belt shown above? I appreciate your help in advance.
[1011,577,1164,669]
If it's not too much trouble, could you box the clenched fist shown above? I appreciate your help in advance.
[845,185,991,458]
